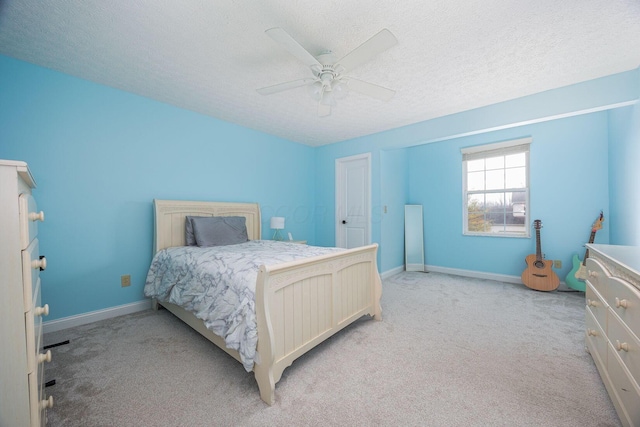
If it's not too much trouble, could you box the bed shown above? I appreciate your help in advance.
[145,199,382,405]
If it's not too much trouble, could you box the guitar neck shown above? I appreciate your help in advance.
[581,230,598,266]
[535,228,543,261]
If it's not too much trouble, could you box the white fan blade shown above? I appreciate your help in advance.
[318,103,331,117]
[265,28,321,68]
[336,29,398,73]
[346,78,395,101]
[257,78,316,95]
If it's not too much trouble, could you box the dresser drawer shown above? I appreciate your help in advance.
[22,238,46,312]
[25,278,49,375]
[28,365,51,427]
[25,310,44,375]
[586,257,610,297]
[607,343,640,427]
[608,308,640,387]
[586,307,608,373]
[607,276,640,339]
[25,276,41,374]
[26,281,51,427]
[19,193,43,250]
[586,281,608,330]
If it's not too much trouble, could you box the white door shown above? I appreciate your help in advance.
[336,153,371,249]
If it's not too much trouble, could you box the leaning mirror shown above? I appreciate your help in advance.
[405,205,425,272]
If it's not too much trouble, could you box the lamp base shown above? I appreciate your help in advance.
[272,230,283,241]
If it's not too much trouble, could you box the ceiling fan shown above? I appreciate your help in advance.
[257,28,398,117]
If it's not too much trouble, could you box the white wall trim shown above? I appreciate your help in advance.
[381,263,523,283]
[41,265,568,335]
[425,265,522,284]
[381,265,404,279]
[425,265,575,289]
[43,300,151,334]
[382,264,523,284]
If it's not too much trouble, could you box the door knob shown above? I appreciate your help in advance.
[342,220,348,224]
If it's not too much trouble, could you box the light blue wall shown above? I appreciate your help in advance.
[380,149,409,272]
[407,113,610,278]
[315,69,639,154]
[314,69,638,276]
[608,101,640,246]
[0,55,316,321]
[1,53,638,322]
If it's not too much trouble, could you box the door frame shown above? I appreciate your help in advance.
[335,152,372,248]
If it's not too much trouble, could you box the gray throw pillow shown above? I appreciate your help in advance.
[191,216,249,247]
[185,216,205,246]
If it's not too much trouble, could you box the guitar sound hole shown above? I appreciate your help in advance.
[534,261,545,269]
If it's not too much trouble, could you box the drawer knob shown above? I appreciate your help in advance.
[615,340,629,352]
[587,329,597,337]
[35,304,49,317]
[32,256,46,271]
[29,211,45,222]
[588,270,599,278]
[587,299,598,308]
[39,396,53,410]
[38,350,52,364]
[615,298,628,309]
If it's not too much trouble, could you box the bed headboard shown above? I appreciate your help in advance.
[153,199,261,253]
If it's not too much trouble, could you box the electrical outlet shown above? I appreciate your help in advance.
[553,260,562,269]
[121,274,131,287]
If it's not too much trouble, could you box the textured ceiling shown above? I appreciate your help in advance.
[1,1,640,146]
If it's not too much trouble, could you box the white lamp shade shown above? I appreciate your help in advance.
[270,217,285,229]
[332,80,348,99]
[307,81,323,101]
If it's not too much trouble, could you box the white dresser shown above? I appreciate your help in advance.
[585,243,640,427]
[0,160,53,427]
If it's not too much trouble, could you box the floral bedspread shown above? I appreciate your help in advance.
[144,240,343,371]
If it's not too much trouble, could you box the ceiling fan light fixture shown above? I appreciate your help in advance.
[332,80,348,100]
[307,81,323,101]
[258,27,398,116]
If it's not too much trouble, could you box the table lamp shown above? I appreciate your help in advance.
[270,217,285,241]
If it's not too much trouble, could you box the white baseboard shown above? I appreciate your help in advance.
[382,264,522,284]
[42,265,558,334]
[43,300,151,334]
[425,265,522,284]
[381,265,404,279]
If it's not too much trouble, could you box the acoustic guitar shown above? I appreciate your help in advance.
[521,220,559,291]
[565,211,604,292]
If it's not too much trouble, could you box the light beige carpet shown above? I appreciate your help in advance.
[43,272,621,426]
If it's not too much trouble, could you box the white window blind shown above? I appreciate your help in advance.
[461,137,532,160]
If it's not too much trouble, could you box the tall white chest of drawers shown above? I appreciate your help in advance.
[585,244,640,427]
[0,160,53,427]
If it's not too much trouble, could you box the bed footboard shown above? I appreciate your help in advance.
[253,243,382,405]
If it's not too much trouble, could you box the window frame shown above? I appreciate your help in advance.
[461,137,531,238]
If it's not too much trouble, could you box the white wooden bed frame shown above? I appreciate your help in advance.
[150,199,382,405]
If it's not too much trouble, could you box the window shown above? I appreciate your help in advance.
[462,138,531,237]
